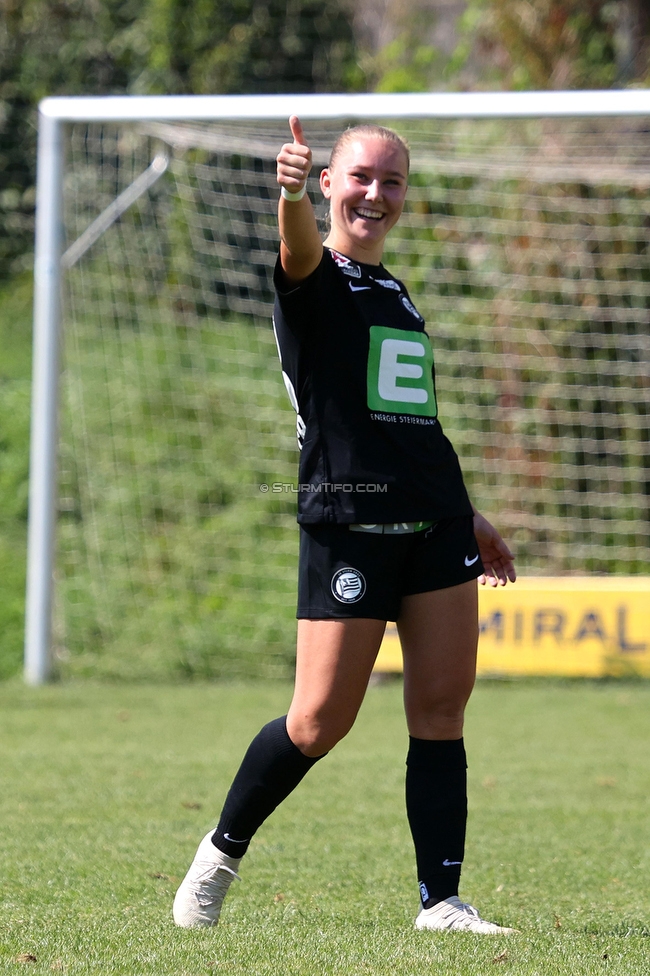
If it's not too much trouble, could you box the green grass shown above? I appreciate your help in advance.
[1,679,648,975]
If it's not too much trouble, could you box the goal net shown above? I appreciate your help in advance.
[42,100,650,679]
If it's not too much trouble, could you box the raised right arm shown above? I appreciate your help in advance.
[276,116,323,284]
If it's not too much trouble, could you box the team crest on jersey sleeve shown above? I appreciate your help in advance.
[399,294,424,322]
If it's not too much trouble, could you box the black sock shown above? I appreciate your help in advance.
[405,736,468,908]
[212,716,326,858]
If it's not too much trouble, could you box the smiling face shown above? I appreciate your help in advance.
[320,135,409,264]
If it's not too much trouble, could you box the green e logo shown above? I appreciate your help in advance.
[367,326,437,417]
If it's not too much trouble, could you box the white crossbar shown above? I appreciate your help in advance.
[39,89,650,123]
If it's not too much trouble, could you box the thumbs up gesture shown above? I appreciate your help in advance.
[277,116,312,194]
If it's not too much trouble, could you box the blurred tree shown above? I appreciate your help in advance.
[371,30,439,93]
[452,0,650,90]
[357,1,442,93]
[3,0,648,276]
[128,0,363,95]
[0,0,143,276]
[0,0,362,278]
[613,0,650,83]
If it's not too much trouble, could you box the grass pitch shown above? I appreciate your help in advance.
[0,679,648,975]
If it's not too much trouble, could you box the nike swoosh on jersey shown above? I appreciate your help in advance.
[464,554,479,566]
[349,283,371,292]
[442,859,463,866]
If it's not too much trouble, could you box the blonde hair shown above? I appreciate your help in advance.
[328,124,410,173]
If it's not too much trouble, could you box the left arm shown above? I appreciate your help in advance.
[471,503,516,586]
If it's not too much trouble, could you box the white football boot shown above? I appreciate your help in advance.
[415,896,516,934]
[173,830,241,928]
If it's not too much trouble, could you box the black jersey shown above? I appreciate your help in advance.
[272,247,472,524]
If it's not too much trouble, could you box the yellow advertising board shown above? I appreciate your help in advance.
[374,577,650,678]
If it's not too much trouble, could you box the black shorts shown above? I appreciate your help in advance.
[297,516,484,621]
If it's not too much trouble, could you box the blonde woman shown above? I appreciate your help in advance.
[173,117,516,935]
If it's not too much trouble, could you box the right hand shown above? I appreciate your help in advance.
[276,116,312,194]
[473,510,516,587]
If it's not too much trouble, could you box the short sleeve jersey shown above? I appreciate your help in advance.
[273,247,473,524]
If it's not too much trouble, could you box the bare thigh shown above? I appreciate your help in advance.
[398,580,479,740]
[286,618,387,757]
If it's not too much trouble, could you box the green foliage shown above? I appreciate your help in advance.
[455,0,647,91]
[0,0,363,278]
[372,34,439,94]
[2,0,648,276]
[364,5,441,96]
[0,0,142,275]
[132,0,363,95]
[0,680,649,973]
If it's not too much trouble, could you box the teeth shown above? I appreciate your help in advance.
[355,208,383,220]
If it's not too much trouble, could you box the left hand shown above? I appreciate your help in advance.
[472,510,516,587]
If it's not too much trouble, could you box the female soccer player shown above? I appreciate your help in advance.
[173,117,517,934]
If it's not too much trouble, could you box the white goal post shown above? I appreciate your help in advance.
[26,89,650,684]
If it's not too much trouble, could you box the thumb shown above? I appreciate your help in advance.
[289,115,307,148]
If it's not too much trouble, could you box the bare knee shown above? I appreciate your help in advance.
[286,710,353,757]
[405,687,473,740]
[410,709,465,740]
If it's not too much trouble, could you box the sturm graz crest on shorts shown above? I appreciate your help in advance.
[331,567,366,603]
